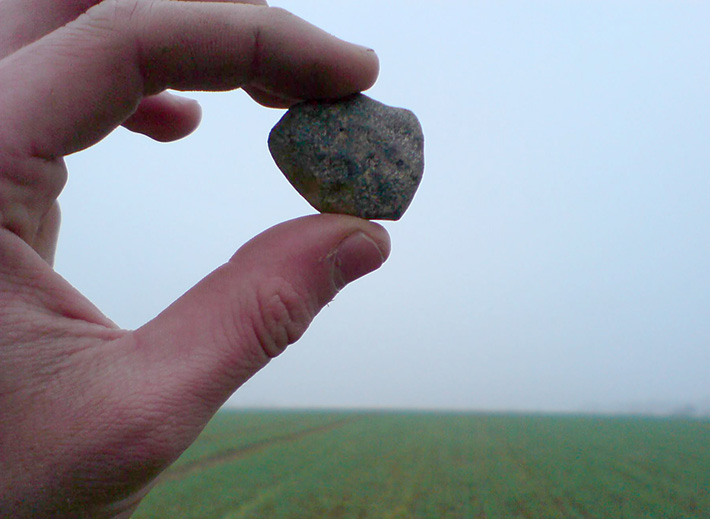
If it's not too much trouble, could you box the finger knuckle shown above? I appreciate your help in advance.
[0,155,67,245]
[84,0,148,27]
[78,0,128,31]
[247,277,316,359]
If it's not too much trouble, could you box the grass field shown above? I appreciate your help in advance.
[133,410,710,518]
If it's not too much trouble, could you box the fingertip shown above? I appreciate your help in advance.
[321,41,380,98]
[123,93,202,142]
[331,229,388,291]
[244,85,298,108]
[357,46,380,92]
[331,219,391,290]
[227,214,390,306]
[359,219,391,262]
[246,7,380,101]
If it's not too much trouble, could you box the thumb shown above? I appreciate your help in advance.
[130,214,390,414]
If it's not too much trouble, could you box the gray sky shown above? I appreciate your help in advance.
[57,1,710,413]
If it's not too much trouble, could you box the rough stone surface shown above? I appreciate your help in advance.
[268,94,424,220]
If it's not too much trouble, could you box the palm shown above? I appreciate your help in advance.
[0,231,145,516]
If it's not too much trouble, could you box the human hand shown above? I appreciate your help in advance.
[0,1,389,517]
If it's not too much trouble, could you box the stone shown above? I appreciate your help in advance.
[268,94,424,220]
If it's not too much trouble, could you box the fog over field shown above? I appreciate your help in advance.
[133,411,710,518]
[58,1,710,414]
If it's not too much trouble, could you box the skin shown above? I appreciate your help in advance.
[0,1,390,517]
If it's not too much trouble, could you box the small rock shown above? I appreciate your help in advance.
[268,94,424,220]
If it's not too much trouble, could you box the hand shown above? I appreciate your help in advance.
[0,1,389,517]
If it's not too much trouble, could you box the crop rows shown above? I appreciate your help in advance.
[133,411,710,518]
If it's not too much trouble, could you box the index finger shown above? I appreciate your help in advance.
[0,0,379,160]
[0,0,268,58]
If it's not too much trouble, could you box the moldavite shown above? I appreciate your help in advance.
[268,94,424,220]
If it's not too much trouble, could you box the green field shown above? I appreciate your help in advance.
[133,411,710,518]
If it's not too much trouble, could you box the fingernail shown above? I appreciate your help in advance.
[353,43,376,53]
[332,231,389,291]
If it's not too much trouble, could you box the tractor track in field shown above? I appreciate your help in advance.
[160,415,360,481]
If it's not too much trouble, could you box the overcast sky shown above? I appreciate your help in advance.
[56,1,710,413]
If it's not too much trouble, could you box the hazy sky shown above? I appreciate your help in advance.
[56,1,710,413]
